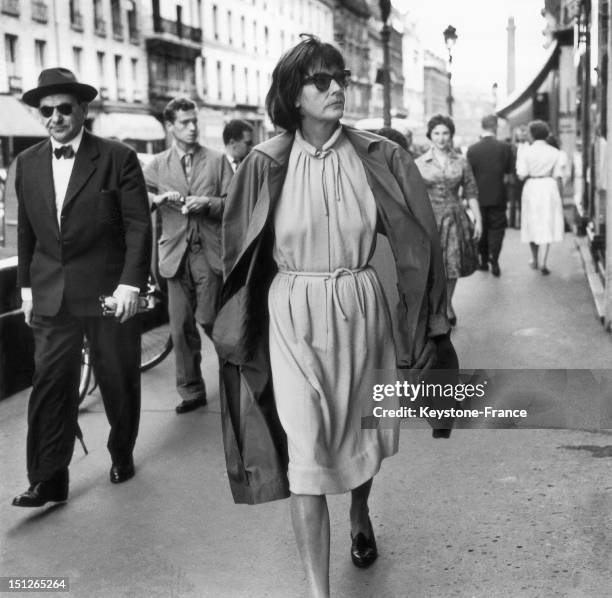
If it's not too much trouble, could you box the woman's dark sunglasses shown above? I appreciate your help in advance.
[302,69,351,92]
[39,103,74,118]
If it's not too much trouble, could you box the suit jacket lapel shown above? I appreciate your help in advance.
[62,131,99,212]
[33,141,58,227]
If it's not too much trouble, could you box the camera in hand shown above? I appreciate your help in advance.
[99,295,155,316]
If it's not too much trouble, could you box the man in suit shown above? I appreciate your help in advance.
[13,68,151,507]
[222,119,254,173]
[144,98,232,414]
[467,114,514,276]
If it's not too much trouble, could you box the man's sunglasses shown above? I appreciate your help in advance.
[39,103,74,118]
[302,70,351,92]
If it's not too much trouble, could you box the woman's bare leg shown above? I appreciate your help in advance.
[529,242,539,268]
[291,493,330,598]
[540,244,550,270]
[447,278,457,322]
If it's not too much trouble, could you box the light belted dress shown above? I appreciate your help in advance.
[267,127,399,495]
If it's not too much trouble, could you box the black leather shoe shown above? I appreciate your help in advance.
[491,262,501,277]
[351,518,378,568]
[12,470,68,507]
[110,457,135,484]
[175,396,207,414]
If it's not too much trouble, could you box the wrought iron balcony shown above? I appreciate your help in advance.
[71,12,84,31]
[31,0,48,22]
[152,16,202,44]
[112,22,124,41]
[95,18,107,37]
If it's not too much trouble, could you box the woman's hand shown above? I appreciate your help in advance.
[467,198,482,242]
[472,218,482,242]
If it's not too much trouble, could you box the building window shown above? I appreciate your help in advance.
[115,54,125,100]
[34,39,46,71]
[244,67,248,103]
[264,26,269,55]
[5,34,20,91]
[70,0,83,30]
[240,15,245,49]
[253,20,257,52]
[111,0,123,40]
[227,10,232,45]
[32,0,49,23]
[126,0,138,43]
[93,0,105,36]
[256,70,261,105]
[280,31,284,52]
[196,0,202,29]
[97,51,106,93]
[231,64,236,101]
[72,46,82,77]
[131,58,140,101]
[213,5,218,40]
[216,60,222,100]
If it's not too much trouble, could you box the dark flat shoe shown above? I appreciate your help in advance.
[175,396,207,414]
[541,267,550,275]
[491,262,501,277]
[351,517,378,568]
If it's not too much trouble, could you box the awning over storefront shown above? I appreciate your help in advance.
[92,112,165,141]
[0,95,47,137]
[354,117,424,136]
[495,40,559,125]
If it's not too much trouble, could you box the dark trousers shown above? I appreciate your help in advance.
[27,308,141,483]
[478,205,507,264]
[167,247,221,401]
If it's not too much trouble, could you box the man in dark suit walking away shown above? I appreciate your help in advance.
[467,115,514,276]
[143,98,232,414]
[13,69,152,507]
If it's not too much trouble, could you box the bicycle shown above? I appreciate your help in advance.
[78,271,173,404]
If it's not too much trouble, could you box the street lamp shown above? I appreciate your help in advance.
[443,25,457,117]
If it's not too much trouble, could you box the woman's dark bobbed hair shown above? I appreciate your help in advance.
[426,113,455,139]
[528,119,551,141]
[266,34,346,132]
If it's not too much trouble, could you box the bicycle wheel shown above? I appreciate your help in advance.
[140,323,173,372]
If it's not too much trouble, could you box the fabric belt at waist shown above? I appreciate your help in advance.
[276,266,370,321]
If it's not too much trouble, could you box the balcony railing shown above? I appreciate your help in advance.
[71,12,84,31]
[149,79,197,99]
[133,89,144,103]
[95,18,106,37]
[153,16,202,44]
[117,87,126,101]
[2,0,19,17]
[99,86,110,100]
[31,0,48,22]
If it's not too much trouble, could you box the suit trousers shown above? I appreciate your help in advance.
[478,205,507,264]
[167,245,222,401]
[27,307,141,483]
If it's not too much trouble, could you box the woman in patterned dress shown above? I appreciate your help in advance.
[218,37,452,598]
[415,114,482,325]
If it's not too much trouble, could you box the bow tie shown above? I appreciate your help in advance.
[54,145,75,159]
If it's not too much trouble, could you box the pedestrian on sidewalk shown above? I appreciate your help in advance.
[214,36,453,598]
[143,98,232,414]
[222,119,254,173]
[13,68,151,507]
[516,120,565,275]
[415,114,482,326]
[466,114,514,277]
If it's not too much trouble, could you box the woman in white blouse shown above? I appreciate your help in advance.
[516,120,565,275]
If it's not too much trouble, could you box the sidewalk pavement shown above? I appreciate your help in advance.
[1,229,612,598]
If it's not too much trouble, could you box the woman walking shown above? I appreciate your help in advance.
[214,36,452,598]
[516,120,565,275]
[415,114,481,326]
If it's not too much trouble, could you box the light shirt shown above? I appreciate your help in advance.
[225,152,238,173]
[21,128,138,302]
[50,127,84,226]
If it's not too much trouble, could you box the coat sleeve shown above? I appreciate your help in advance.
[15,156,35,289]
[117,148,153,290]
[390,147,449,339]
[207,154,234,221]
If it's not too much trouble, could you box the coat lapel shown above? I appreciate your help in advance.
[62,131,99,212]
[33,140,58,227]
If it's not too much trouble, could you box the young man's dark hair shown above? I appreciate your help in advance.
[163,97,197,123]
[222,119,254,145]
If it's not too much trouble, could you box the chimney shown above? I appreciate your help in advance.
[507,16,516,94]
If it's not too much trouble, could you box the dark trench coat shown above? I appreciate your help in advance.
[213,126,455,505]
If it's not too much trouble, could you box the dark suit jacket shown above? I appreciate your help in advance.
[16,131,152,317]
[143,145,232,279]
[466,136,514,207]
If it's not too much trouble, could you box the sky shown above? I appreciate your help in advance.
[392,0,551,100]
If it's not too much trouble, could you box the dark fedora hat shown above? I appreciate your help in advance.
[22,67,98,107]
